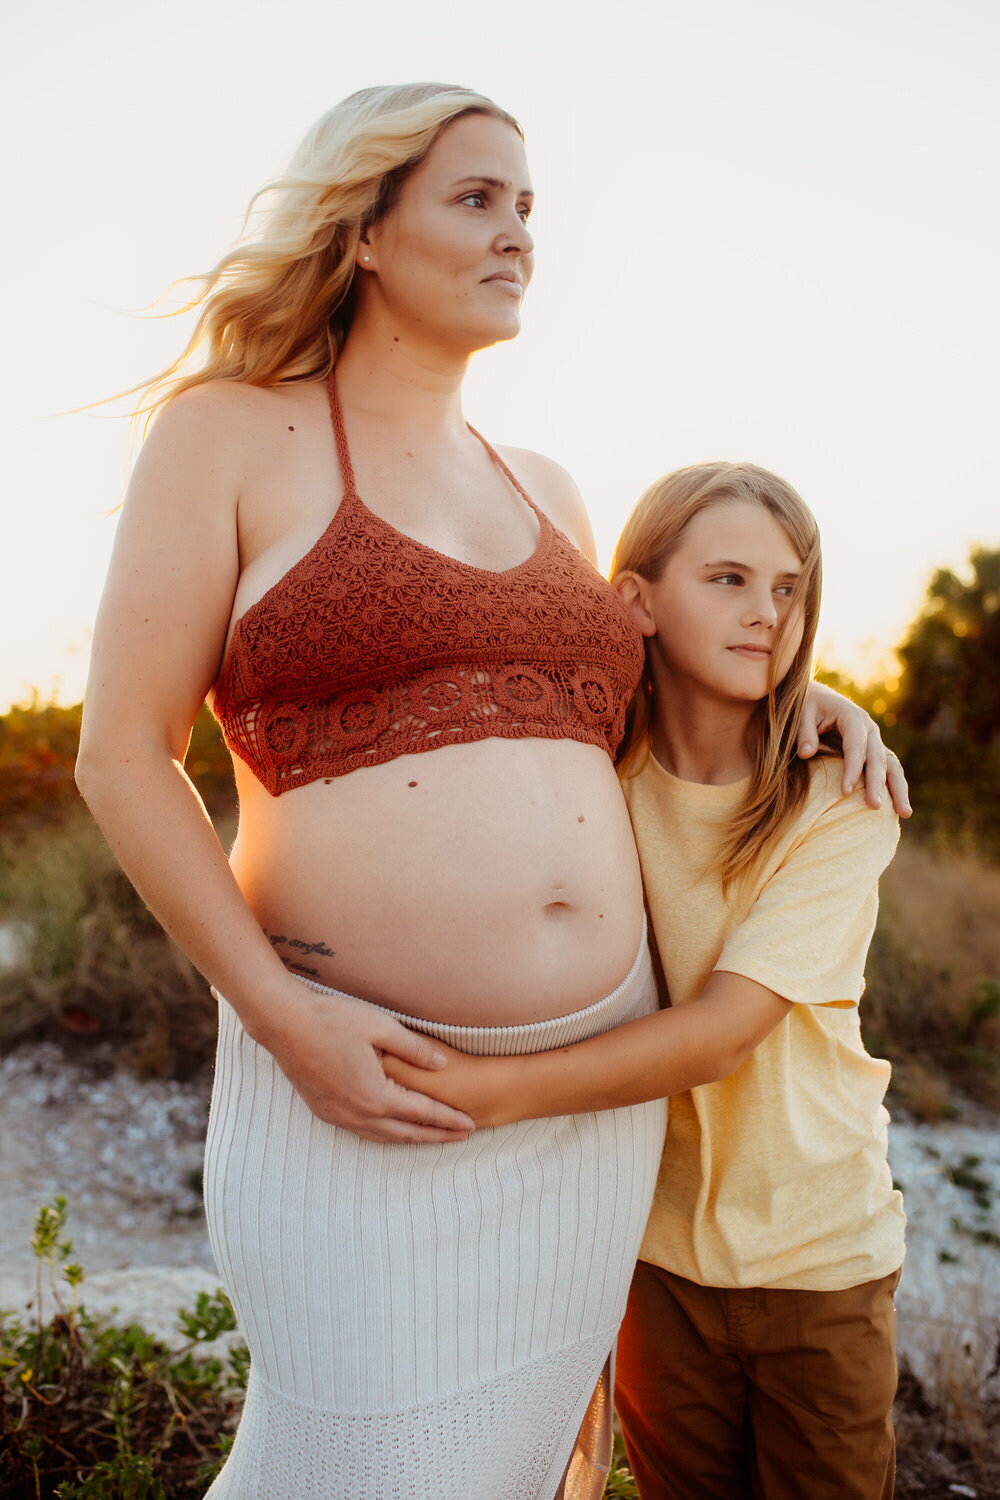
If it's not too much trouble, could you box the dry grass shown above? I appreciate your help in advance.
[894,1338,1000,1498]
[0,809,221,1077]
[864,832,1000,1116]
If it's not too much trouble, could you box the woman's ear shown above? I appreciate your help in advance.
[355,232,376,273]
[614,572,657,637]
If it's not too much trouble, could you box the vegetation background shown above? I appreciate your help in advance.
[1,547,998,1495]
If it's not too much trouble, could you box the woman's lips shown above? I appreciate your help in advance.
[728,645,772,658]
[482,275,523,297]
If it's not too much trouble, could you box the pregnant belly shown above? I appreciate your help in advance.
[229,737,645,1026]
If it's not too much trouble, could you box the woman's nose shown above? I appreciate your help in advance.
[497,214,534,257]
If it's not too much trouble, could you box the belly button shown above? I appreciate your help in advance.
[543,900,572,918]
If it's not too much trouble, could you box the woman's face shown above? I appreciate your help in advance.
[635,500,806,706]
[359,112,534,355]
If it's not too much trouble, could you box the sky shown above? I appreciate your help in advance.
[2,0,997,711]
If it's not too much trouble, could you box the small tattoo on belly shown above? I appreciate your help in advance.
[267,932,336,963]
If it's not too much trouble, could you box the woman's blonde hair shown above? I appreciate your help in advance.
[611,461,823,895]
[136,83,521,421]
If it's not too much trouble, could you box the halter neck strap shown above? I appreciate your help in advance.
[327,371,359,499]
[327,368,541,519]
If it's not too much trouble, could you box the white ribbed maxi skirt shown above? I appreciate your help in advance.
[202,933,667,1500]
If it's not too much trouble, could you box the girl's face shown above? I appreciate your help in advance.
[359,112,534,355]
[629,500,806,705]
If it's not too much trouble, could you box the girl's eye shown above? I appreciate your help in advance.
[517,205,532,223]
[775,584,796,598]
[460,192,487,208]
[713,573,743,586]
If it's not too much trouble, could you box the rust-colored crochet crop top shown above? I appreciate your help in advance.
[211,376,644,795]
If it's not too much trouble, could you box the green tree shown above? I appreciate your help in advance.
[895,547,1000,745]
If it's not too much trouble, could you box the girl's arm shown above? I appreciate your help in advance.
[76,386,473,1143]
[383,973,792,1127]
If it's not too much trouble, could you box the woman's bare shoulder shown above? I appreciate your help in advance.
[135,379,326,507]
[144,378,307,453]
[495,445,597,563]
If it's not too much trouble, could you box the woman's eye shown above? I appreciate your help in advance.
[460,192,487,208]
[775,584,795,597]
[517,205,532,223]
[713,573,742,586]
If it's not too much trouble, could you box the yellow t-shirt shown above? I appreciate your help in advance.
[623,753,906,1291]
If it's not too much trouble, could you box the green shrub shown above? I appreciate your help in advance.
[0,1199,245,1498]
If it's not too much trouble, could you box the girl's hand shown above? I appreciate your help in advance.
[235,983,477,1143]
[798,682,911,818]
[382,1041,516,1129]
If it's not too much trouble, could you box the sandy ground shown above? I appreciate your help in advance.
[2,1042,999,1389]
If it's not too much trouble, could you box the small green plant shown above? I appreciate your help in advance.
[0,1199,247,1498]
[945,1155,993,1212]
[949,1215,1000,1250]
[605,1432,640,1499]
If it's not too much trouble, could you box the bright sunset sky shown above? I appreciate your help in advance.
[2,0,997,711]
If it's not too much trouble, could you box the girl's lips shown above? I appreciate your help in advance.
[728,645,772,658]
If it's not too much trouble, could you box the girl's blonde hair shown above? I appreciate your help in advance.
[611,461,823,895]
[137,83,521,421]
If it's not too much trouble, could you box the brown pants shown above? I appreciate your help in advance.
[615,1262,901,1500]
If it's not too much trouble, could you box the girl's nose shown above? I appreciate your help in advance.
[742,589,778,629]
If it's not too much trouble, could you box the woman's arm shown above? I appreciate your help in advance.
[798,682,911,816]
[383,973,792,1127]
[76,386,473,1143]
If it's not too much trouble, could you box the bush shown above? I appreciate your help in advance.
[883,728,1000,864]
[0,701,235,835]
[0,701,84,828]
[0,1199,246,1498]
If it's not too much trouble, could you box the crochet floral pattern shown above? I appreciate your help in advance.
[213,376,644,794]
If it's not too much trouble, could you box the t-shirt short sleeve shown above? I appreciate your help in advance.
[715,779,900,1008]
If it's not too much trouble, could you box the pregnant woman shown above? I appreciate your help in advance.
[76,83,903,1499]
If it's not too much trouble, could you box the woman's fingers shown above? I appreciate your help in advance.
[847,731,912,816]
[795,694,820,759]
[269,989,476,1139]
[883,749,912,818]
[797,684,912,818]
[353,1116,476,1145]
[380,1073,476,1134]
[836,710,869,794]
[377,1017,449,1071]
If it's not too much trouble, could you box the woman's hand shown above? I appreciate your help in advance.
[798,682,911,817]
[237,982,478,1143]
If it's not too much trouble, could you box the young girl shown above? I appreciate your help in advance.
[387,460,905,1499]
